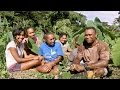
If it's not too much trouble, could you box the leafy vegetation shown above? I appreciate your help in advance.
[0,11,120,79]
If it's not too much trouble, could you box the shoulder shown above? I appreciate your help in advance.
[55,40,61,44]
[40,42,46,48]
[97,40,109,51]
[7,41,16,47]
[6,41,16,50]
[98,40,109,48]
[55,41,61,46]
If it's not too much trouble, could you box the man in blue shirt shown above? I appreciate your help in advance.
[36,33,64,75]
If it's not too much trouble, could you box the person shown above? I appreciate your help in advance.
[56,32,72,58]
[70,27,110,78]
[5,28,43,72]
[23,27,41,47]
[36,33,64,76]
[68,36,80,65]
[23,27,41,55]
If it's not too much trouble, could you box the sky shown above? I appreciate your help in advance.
[75,11,119,25]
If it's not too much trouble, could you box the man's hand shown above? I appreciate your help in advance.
[86,63,95,69]
[70,64,85,72]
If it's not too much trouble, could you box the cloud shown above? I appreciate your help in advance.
[75,11,119,25]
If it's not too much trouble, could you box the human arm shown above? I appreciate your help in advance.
[9,47,39,63]
[67,43,72,52]
[72,46,83,64]
[87,43,110,69]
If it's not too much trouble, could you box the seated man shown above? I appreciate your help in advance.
[56,32,72,58]
[70,27,110,78]
[36,32,64,75]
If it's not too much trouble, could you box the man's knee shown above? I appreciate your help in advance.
[94,68,107,77]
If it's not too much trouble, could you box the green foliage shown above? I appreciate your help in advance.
[0,11,120,78]
[111,38,120,66]
[27,38,39,55]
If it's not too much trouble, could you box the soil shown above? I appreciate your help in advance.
[8,64,120,79]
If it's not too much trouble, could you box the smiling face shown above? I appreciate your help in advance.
[59,35,67,44]
[16,31,25,43]
[46,34,55,46]
[27,28,35,38]
[84,29,97,44]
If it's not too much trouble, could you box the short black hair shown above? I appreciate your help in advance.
[12,28,24,40]
[84,27,96,33]
[43,32,54,40]
[59,32,67,39]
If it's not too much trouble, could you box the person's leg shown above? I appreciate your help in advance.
[21,59,41,70]
[50,65,59,75]
[8,63,21,72]
[50,65,59,79]
[70,64,85,72]
[94,68,108,77]
[36,62,51,73]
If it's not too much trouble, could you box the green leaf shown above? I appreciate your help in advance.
[27,38,39,54]
[111,38,120,66]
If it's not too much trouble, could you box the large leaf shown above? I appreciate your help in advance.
[111,38,120,66]
[97,25,116,40]
[72,27,84,38]
[86,20,104,40]
[27,38,39,54]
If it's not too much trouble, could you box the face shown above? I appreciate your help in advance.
[59,35,67,44]
[84,29,96,44]
[46,34,55,46]
[27,28,35,38]
[16,31,24,43]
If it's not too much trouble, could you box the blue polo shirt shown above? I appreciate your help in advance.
[38,42,64,62]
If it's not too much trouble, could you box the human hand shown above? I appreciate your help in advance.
[38,56,44,61]
[32,56,39,60]
[86,64,94,70]
[70,64,85,72]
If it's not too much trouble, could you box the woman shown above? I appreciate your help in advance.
[5,28,43,72]
[23,27,41,55]
[23,27,41,47]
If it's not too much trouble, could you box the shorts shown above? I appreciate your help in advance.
[8,63,21,72]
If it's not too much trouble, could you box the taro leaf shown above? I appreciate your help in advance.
[27,38,39,54]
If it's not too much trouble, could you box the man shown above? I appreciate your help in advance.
[36,33,64,76]
[70,27,110,78]
[56,32,72,58]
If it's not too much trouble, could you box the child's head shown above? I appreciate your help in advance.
[12,28,25,43]
[24,27,36,38]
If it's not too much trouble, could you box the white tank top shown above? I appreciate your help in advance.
[5,41,24,69]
